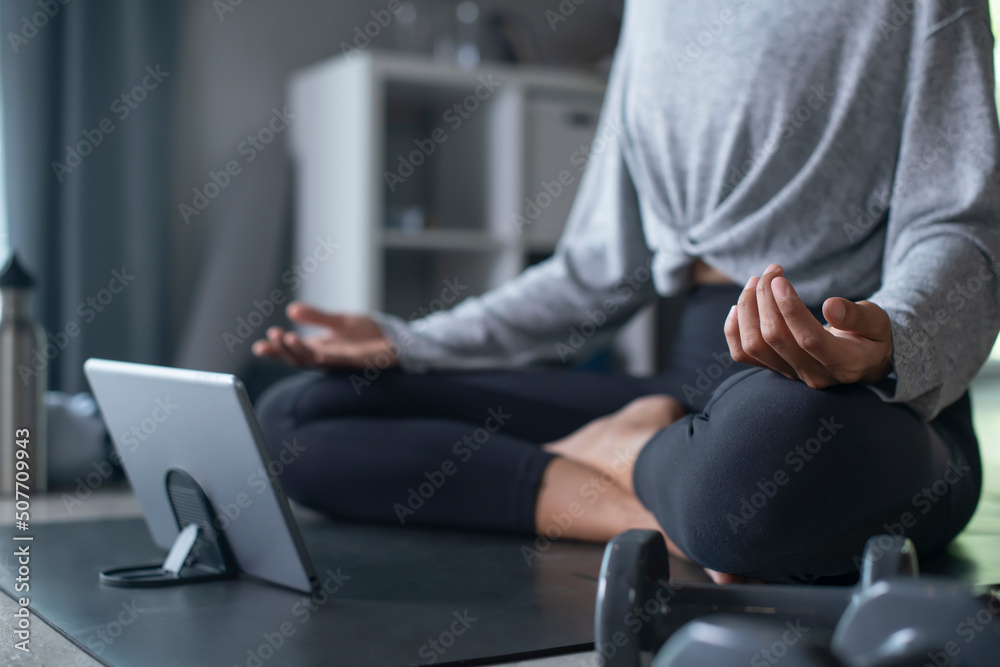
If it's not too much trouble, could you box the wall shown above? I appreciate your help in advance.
[168,0,623,373]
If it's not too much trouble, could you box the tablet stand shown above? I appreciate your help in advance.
[100,469,237,588]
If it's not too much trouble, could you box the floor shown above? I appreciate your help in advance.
[2,376,1000,667]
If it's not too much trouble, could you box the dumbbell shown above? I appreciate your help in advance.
[595,530,1000,667]
[831,577,1000,666]
[593,529,674,667]
[593,531,919,667]
[652,579,1000,667]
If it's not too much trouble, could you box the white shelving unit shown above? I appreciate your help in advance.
[288,51,656,374]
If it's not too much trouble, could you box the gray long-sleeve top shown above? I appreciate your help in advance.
[375,0,1000,421]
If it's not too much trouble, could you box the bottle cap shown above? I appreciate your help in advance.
[0,252,36,289]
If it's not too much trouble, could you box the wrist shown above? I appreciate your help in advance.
[862,351,894,384]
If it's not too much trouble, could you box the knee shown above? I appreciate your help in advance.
[695,369,858,471]
[673,369,883,576]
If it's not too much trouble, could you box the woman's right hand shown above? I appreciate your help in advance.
[251,302,398,369]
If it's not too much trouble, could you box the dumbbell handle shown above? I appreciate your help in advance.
[647,582,852,637]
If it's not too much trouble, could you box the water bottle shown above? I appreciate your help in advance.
[0,253,47,495]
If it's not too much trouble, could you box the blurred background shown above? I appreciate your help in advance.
[0,0,625,400]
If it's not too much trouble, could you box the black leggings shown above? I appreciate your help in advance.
[255,285,982,583]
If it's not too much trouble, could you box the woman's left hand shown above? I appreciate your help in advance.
[724,263,894,388]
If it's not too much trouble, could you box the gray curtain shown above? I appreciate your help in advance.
[1,0,176,392]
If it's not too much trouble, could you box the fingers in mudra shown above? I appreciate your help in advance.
[251,301,397,369]
[725,263,893,388]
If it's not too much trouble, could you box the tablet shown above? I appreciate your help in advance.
[84,358,317,593]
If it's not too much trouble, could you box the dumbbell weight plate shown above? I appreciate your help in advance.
[652,615,844,667]
[832,578,1000,667]
[594,530,672,667]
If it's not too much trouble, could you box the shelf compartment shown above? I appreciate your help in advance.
[382,229,508,251]
[382,247,511,321]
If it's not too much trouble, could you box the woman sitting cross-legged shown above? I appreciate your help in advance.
[253,0,999,584]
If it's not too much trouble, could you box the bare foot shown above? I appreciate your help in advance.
[535,457,663,542]
[704,569,755,584]
[539,401,760,587]
[543,395,686,495]
[536,458,758,586]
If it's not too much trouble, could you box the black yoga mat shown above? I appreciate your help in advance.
[0,518,607,667]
